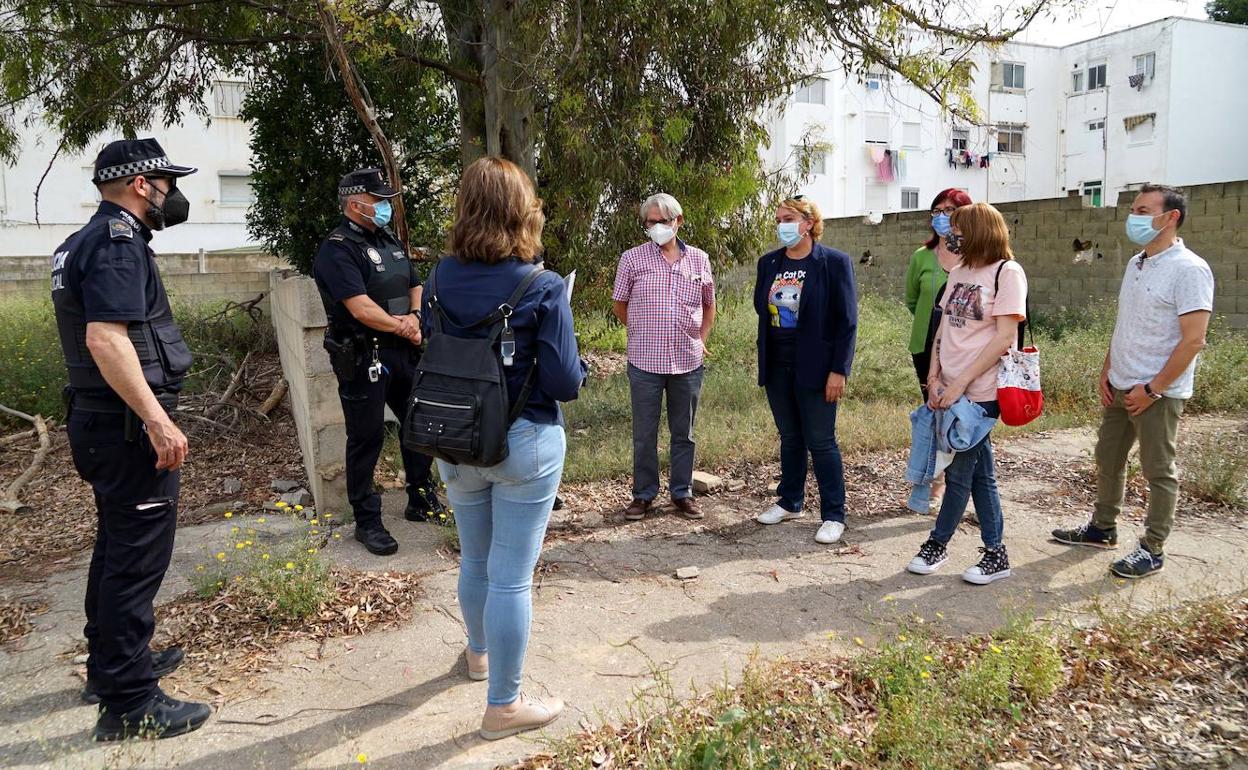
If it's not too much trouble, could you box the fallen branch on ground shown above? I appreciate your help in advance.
[0,405,50,515]
[258,378,287,417]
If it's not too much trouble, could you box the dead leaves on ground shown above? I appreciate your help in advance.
[151,568,421,700]
[0,596,48,645]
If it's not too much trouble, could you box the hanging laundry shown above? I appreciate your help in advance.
[979,154,989,169]
[947,148,955,168]
[962,151,972,168]
[898,150,908,180]
[877,151,895,182]
[888,148,899,179]
[869,145,886,164]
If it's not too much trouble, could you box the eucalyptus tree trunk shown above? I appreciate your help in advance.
[439,0,538,179]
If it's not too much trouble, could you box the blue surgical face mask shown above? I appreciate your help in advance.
[1125,212,1161,246]
[932,213,952,237]
[777,222,803,247]
[364,199,393,228]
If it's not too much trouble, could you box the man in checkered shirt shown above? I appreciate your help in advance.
[612,193,716,522]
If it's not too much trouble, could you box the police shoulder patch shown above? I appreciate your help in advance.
[328,233,345,242]
[109,218,133,240]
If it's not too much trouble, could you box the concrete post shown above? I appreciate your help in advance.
[268,269,349,517]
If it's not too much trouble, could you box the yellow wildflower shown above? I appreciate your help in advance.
[897,634,907,642]
[262,554,270,560]
[854,637,865,647]
[333,533,341,539]
[920,671,931,679]
[295,504,304,511]
[195,565,204,572]
[275,501,288,508]
[257,517,266,524]
[990,644,1004,654]
[216,552,226,561]
[307,548,318,554]
[231,526,240,534]
[235,542,245,550]
[285,562,295,570]
[310,518,319,525]
[224,511,233,519]
[356,754,368,764]
[924,655,934,663]
[935,612,945,619]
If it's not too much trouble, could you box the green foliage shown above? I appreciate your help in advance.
[532,0,820,303]
[1207,0,1248,24]
[0,293,277,424]
[242,43,457,273]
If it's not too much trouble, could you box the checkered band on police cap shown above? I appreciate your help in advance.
[338,184,367,196]
[95,156,173,182]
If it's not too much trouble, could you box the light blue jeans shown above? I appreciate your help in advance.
[435,418,566,706]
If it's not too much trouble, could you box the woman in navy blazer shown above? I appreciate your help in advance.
[753,197,858,544]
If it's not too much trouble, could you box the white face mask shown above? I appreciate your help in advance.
[647,223,676,246]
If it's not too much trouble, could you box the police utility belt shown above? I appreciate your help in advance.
[66,390,179,443]
[324,323,411,384]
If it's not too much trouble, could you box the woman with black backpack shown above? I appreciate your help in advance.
[418,156,585,740]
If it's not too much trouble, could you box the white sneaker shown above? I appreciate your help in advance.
[756,504,802,525]
[815,521,845,544]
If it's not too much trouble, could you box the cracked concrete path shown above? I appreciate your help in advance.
[2,420,1246,769]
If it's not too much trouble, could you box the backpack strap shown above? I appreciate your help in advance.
[426,258,446,334]
[482,265,546,337]
[994,261,1031,350]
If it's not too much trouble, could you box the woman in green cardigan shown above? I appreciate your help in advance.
[904,189,971,510]
[904,188,973,400]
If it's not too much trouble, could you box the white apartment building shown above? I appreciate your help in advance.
[767,16,1248,217]
[0,79,257,257]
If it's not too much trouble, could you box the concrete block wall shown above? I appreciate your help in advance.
[269,269,349,517]
[825,180,1248,329]
[1,251,288,307]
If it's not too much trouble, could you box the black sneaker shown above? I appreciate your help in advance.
[1052,521,1118,549]
[82,647,186,705]
[963,544,1011,585]
[92,688,211,741]
[354,524,399,555]
[1110,546,1164,579]
[906,538,949,575]
[404,487,449,524]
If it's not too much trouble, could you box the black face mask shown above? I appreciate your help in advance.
[145,181,190,230]
[945,233,964,255]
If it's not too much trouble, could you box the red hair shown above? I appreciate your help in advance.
[924,188,974,249]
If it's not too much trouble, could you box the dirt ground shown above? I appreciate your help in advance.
[1,417,1246,769]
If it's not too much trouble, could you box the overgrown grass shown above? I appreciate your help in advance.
[0,293,276,423]
[516,616,1063,769]
[191,508,333,621]
[1184,430,1248,508]
[517,594,1248,770]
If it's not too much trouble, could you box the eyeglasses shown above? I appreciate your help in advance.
[930,207,958,216]
[643,217,674,228]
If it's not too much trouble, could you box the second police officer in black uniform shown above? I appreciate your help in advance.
[52,138,211,741]
[314,168,445,556]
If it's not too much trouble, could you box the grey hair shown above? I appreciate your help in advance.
[640,193,683,224]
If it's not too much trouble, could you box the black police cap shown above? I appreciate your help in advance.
[338,168,399,199]
[92,138,197,184]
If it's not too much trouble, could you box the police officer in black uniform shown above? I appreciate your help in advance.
[314,168,445,556]
[52,138,211,741]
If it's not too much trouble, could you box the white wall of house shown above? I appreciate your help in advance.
[0,79,257,257]
[769,17,1248,218]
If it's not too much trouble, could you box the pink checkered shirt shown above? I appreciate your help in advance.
[612,240,715,375]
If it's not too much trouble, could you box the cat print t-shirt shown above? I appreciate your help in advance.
[767,257,807,367]
[938,259,1027,402]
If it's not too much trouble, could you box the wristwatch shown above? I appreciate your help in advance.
[1143,383,1163,400]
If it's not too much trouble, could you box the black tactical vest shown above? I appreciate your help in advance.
[319,220,413,337]
[51,205,193,395]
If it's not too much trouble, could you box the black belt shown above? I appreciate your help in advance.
[70,392,178,414]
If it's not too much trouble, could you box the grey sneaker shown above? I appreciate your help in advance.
[1110,546,1164,579]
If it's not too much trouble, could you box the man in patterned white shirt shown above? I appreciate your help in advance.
[612,193,716,521]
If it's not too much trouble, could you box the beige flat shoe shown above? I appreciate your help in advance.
[479,693,564,741]
[466,648,488,682]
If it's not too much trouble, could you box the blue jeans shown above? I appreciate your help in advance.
[435,419,566,706]
[763,365,846,523]
[931,401,1004,547]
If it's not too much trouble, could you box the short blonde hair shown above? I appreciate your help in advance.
[779,197,824,240]
[640,193,683,224]
[448,157,545,264]
[949,203,1013,269]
